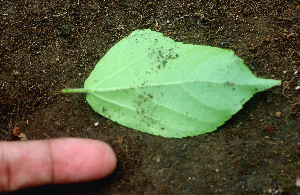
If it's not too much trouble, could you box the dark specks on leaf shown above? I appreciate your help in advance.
[225,81,234,86]
[162,60,167,67]
[148,94,153,98]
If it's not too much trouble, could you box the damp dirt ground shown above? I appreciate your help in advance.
[1,1,300,194]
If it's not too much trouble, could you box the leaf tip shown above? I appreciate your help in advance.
[276,79,282,86]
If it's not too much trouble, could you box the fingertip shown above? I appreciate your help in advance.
[92,139,117,178]
[51,138,117,184]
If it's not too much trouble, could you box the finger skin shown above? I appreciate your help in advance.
[0,138,117,192]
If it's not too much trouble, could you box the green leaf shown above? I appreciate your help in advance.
[62,29,280,138]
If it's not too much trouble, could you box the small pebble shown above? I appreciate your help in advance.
[181,144,187,151]
[275,111,281,117]
[296,177,300,187]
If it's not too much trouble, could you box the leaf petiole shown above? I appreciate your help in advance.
[61,88,92,94]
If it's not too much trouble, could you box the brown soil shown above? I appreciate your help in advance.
[1,0,300,194]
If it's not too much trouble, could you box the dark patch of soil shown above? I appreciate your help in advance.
[1,0,300,194]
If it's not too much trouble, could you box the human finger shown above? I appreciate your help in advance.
[0,138,117,193]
